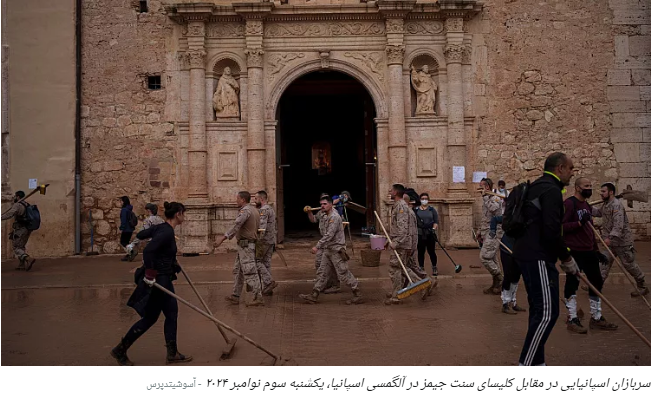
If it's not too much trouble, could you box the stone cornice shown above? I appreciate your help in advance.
[166,2,481,24]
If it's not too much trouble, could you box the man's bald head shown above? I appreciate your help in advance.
[575,177,590,187]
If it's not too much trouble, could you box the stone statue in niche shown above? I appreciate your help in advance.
[213,67,240,118]
[411,65,438,115]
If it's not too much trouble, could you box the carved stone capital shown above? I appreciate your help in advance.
[385,19,404,34]
[462,45,472,64]
[186,21,205,37]
[187,50,207,69]
[245,48,265,68]
[443,44,464,64]
[385,45,405,65]
[245,20,264,36]
[445,17,464,33]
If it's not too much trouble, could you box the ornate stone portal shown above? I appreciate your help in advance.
[166,1,481,251]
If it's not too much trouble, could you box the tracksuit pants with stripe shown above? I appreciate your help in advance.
[517,259,559,366]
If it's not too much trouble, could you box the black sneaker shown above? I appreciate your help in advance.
[432,268,438,277]
[567,318,588,334]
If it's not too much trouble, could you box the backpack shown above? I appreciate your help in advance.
[128,211,138,229]
[501,180,532,238]
[19,202,41,231]
[404,188,421,207]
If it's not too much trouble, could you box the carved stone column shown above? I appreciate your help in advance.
[444,17,467,197]
[385,43,407,185]
[245,19,266,193]
[462,43,473,117]
[186,20,208,200]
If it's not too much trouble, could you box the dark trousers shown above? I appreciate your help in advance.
[124,274,178,344]
[518,259,559,366]
[120,231,133,248]
[564,250,603,298]
[417,234,437,270]
[500,250,521,290]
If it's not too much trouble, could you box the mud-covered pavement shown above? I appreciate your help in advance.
[2,240,651,366]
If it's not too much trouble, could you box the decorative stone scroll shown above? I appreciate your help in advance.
[385,19,405,34]
[267,53,305,81]
[445,17,464,32]
[264,22,385,37]
[385,45,405,65]
[246,20,264,35]
[405,21,444,35]
[206,23,245,38]
[344,52,384,82]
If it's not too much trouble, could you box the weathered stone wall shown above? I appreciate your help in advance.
[605,0,651,238]
[80,0,176,253]
[471,0,650,240]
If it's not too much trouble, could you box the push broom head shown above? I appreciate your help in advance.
[396,278,432,299]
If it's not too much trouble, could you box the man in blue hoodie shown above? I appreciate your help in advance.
[119,196,135,261]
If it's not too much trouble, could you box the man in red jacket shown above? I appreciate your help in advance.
[562,177,618,333]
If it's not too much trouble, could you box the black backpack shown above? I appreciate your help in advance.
[128,211,139,229]
[502,180,531,238]
[19,202,41,231]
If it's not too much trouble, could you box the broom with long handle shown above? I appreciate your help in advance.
[374,211,431,299]
[588,222,650,309]
[502,244,650,348]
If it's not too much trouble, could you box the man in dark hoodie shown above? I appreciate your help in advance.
[513,152,576,366]
[119,196,135,261]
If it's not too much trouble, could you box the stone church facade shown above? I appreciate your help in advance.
[2,0,651,257]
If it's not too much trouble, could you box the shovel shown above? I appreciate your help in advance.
[178,264,236,359]
[152,282,295,365]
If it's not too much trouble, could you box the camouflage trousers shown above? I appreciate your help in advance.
[315,248,339,289]
[406,250,428,279]
[601,245,645,284]
[389,249,412,294]
[232,242,263,298]
[479,231,501,277]
[313,247,358,292]
[11,226,31,260]
[255,243,275,287]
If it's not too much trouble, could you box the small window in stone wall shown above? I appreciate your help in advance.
[148,75,161,90]
[139,1,148,13]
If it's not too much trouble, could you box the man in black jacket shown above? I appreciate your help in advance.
[513,152,577,366]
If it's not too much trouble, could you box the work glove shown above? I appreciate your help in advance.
[559,257,579,275]
[488,230,496,239]
[388,241,397,250]
[579,212,591,225]
[144,269,157,287]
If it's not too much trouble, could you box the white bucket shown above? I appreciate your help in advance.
[369,235,387,250]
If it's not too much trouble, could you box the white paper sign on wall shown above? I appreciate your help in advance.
[29,179,37,189]
[452,166,465,183]
[473,171,488,183]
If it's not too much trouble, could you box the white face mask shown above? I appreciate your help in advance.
[420,200,429,206]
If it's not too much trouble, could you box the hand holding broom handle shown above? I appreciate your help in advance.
[373,211,414,283]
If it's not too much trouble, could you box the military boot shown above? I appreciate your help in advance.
[491,274,503,294]
[24,255,36,272]
[502,303,517,315]
[567,318,588,334]
[590,316,619,331]
[110,338,134,366]
[322,285,341,294]
[15,256,26,271]
[165,341,193,364]
[299,290,320,304]
[384,297,402,305]
[631,281,649,297]
[512,303,527,312]
[224,295,240,305]
[245,295,265,307]
[262,281,278,296]
[345,288,364,305]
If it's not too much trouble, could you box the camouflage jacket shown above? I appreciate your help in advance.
[601,196,633,247]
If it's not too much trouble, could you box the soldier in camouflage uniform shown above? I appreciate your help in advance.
[306,193,340,293]
[255,190,277,296]
[299,195,363,305]
[1,191,36,271]
[598,183,649,297]
[126,203,165,262]
[219,191,264,307]
[385,184,413,305]
[476,178,504,294]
